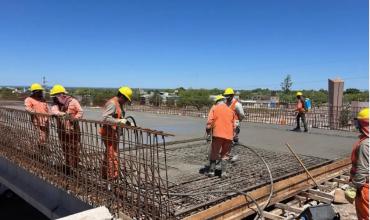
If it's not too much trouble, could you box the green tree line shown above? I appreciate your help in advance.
[0,87,368,109]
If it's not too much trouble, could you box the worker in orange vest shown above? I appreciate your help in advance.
[50,84,83,176]
[223,88,245,163]
[350,108,369,220]
[292,91,308,132]
[100,86,133,180]
[24,83,50,161]
[206,95,235,178]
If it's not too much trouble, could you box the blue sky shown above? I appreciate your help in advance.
[0,0,368,90]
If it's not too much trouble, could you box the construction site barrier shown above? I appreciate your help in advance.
[127,103,362,131]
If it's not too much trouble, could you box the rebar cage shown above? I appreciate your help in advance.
[0,107,174,219]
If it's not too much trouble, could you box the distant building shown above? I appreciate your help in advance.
[139,90,179,106]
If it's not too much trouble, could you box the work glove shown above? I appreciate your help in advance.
[60,113,72,120]
[118,119,132,126]
[206,135,212,143]
[344,186,356,203]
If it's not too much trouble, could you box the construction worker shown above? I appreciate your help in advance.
[24,83,50,160]
[50,84,83,175]
[223,88,245,163]
[292,91,308,132]
[223,88,245,143]
[350,108,369,220]
[206,95,235,178]
[100,86,133,180]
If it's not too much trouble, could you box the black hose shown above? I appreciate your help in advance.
[173,141,273,219]
[124,116,137,127]
[235,143,274,220]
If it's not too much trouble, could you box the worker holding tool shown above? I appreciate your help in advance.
[100,86,133,180]
[292,91,308,132]
[50,84,83,176]
[24,83,50,161]
[206,95,235,178]
[349,108,369,220]
[223,88,245,163]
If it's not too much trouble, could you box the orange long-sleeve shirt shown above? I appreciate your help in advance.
[24,97,49,114]
[24,97,49,127]
[51,98,83,119]
[206,103,235,140]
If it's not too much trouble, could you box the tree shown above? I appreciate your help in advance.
[281,74,293,94]
[344,88,360,94]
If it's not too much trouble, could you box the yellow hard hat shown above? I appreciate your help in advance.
[118,86,133,102]
[357,108,369,120]
[50,84,67,96]
[29,83,44,92]
[296,91,303,96]
[223,88,235,96]
[214,95,225,103]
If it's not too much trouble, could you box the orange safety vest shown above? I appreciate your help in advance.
[229,99,240,120]
[99,97,123,136]
[350,136,368,179]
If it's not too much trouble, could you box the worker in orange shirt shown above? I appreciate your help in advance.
[350,108,369,220]
[206,95,235,178]
[24,83,50,161]
[223,88,245,163]
[100,86,133,180]
[50,84,83,176]
[292,92,308,132]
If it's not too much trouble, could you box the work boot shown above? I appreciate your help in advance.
[208,160,216,177]
[221,160,228,179]
[230,154,239,163]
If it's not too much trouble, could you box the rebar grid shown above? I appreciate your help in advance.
[161,142,330,217]
[0,107,174,219]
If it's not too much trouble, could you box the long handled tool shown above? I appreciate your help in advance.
[285,143,321,190]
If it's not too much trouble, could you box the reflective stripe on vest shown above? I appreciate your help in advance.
[100,97,123,135]
[109,97,122,119]
[229,99,239,120]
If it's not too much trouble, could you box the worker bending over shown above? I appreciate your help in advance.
[292,92,308,132]
[350,108,369,220]
[24,83,50,161]
[50,84,83,176]
[206,95,235,178]
[100,86,132,180]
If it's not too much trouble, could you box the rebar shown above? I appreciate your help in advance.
[0,106,174,219]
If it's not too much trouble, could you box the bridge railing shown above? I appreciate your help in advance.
[126,103,362,131]
[0,107,173,219]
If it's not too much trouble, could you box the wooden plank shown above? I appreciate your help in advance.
[332,177,348,184]
[184,158,350,220]
[299,192,332,204]
[262,211,285,220]
[294,195,307,203]
[308,189,334,200]
[275,203,303,213]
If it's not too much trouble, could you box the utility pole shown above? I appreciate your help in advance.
[42,76,47,89]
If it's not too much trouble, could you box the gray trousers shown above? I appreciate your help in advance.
[296,112,308,130]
